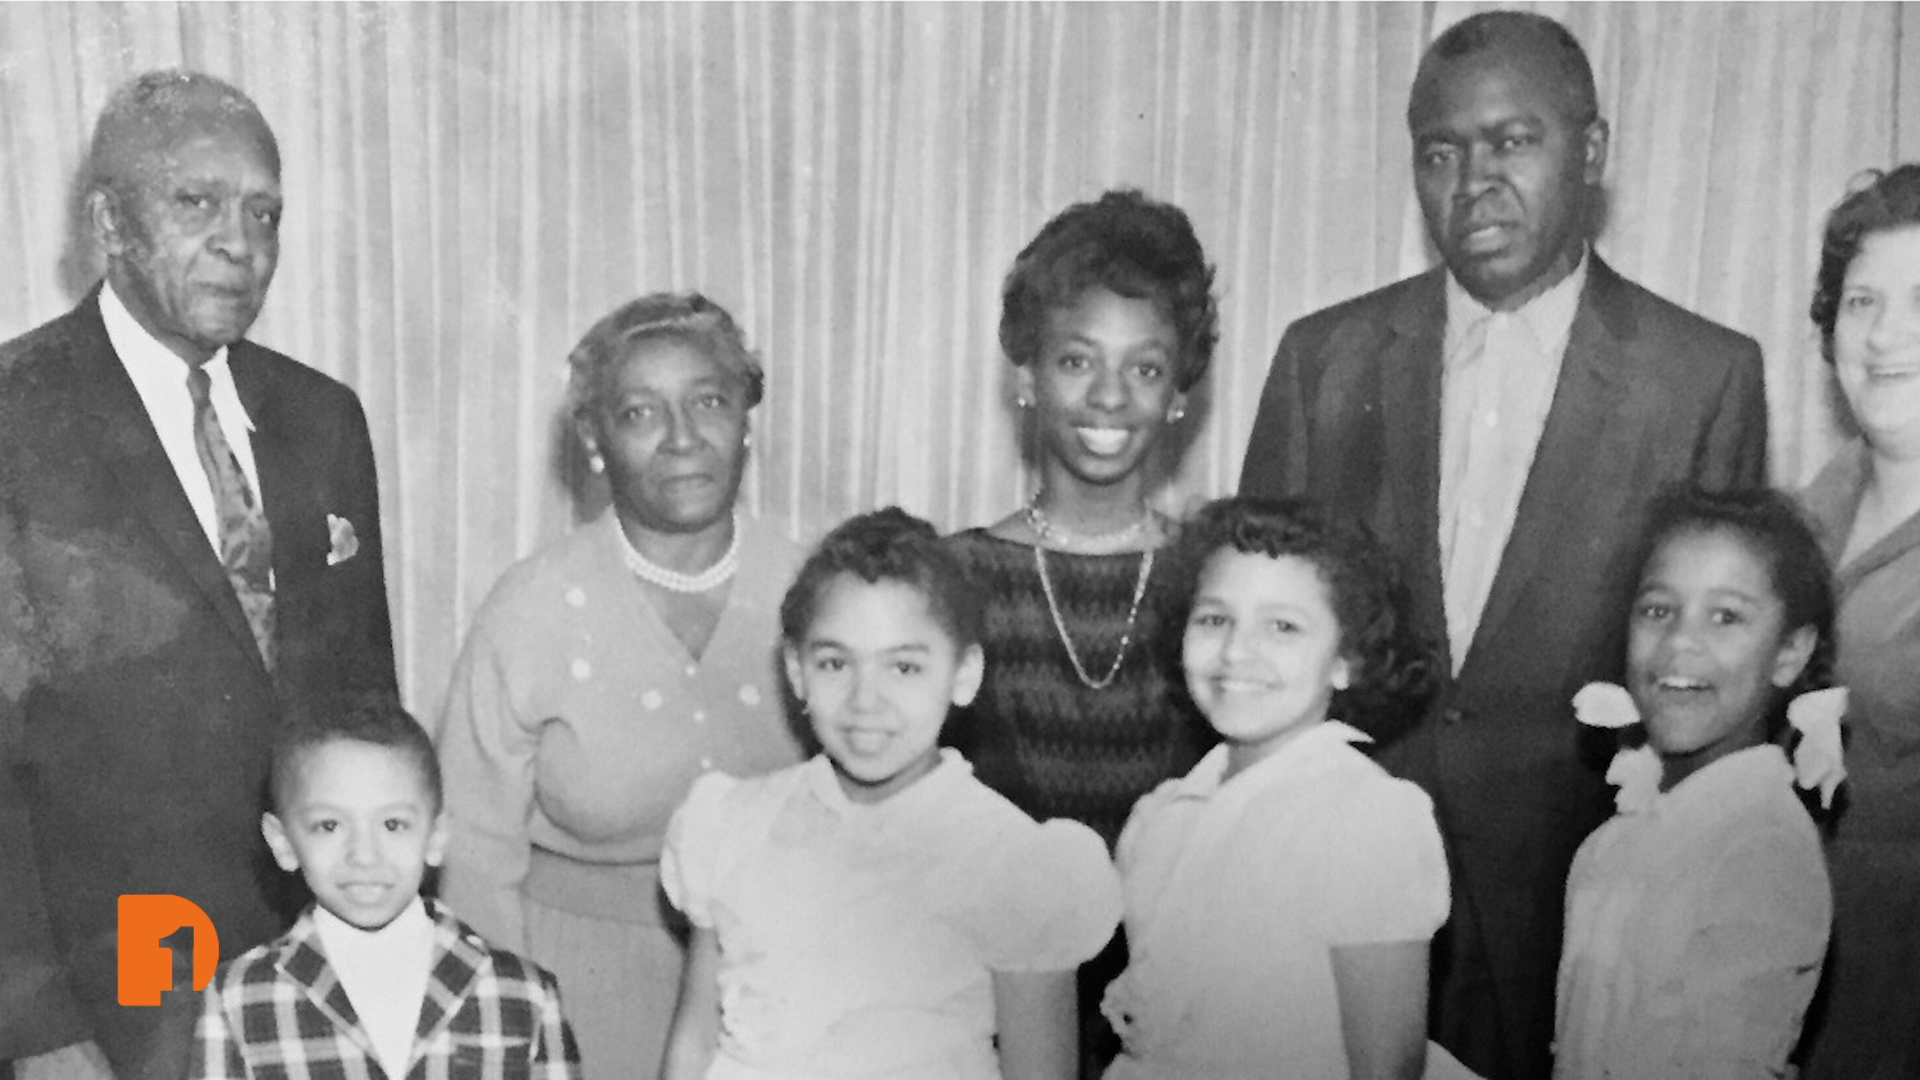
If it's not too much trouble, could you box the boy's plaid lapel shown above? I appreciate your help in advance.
[271,909,385,1066]
[410,899,491,1057]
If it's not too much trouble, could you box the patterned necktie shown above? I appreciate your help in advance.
[187,366,276,671]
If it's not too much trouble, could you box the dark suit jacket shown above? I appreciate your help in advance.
[1239,257,1767,1078]
[0,292,397,1076]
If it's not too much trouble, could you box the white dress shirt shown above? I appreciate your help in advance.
[314,896,436,1079]
[1438,254,1588,672]
[100,279,264,557]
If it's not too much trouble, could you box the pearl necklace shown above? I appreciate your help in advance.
[1032,543,1155,691]
[1023,497,1154,553]
[617,514,740,594]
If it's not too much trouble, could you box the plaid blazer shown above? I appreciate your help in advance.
[190,900,580,1080]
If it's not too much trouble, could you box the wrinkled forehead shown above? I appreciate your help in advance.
[92,85,280,191]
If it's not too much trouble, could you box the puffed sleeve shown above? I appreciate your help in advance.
[973,819,1122,973]
[435,592,542,952]
[1313,778,1450,945]
[1113,779,1176,881]
[660,770,739,929]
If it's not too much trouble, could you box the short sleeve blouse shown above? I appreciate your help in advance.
[1554,745,1831,1080]
[1105,722,1448,1079]
[662,752,1122,1078]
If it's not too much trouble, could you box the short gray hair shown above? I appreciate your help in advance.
[565,292,765,416]
[90,69,280,197]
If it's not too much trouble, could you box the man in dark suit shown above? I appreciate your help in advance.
[1239,13,1767,1079]
[0,70,396,1080]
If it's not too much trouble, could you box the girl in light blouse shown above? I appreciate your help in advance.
[1557,488,1838,1078]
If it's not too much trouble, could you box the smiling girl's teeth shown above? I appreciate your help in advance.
[1076,427,1129,456]
[1657,676,1708,691]
[845,729,891,755]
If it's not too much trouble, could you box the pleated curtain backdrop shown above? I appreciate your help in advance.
[0,1,1899,718]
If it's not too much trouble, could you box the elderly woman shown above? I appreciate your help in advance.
[436,293,803,1080]
[942,189,1219,1078]
[1798,165,1920,1080]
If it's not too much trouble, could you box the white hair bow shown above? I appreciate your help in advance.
[1572,683,1661,813]
[1786,687,1849,809]
[1571,682,1850,814]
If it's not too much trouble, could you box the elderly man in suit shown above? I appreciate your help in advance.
[0,70,396,1080]
[1239,12,1768,1080]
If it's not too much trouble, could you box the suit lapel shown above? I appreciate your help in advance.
[411,902,488,1070]
[276,913,384,1065]
[1468,260,1632,665]
[230,345,315,588]
[1378,273,1453,669]
[68,299,268,676]
[1814,444,1920,596]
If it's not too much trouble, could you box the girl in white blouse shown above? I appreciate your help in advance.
[660,508,1122,1080]
[1557,487,1839,1078]
[1101,496,1452,1080]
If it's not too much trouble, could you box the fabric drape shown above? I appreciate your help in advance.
[0,1,1896,716]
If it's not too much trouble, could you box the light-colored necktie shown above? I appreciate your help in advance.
[187,366,276,670]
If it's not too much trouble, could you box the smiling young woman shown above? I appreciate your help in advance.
[939,189,1220,1078]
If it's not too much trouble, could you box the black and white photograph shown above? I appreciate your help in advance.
[3,4,1917,1080]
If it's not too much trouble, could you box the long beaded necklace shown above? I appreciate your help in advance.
[1027,498,1155,690]
[617,512,741,593]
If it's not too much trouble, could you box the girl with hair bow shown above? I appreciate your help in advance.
[1552,487,1840,1080]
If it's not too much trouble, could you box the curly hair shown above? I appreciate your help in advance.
[1631,486,1838,729]
[998,189,1219,392]
[1810,164,1920,364]
[780,507,983,651]
[565,292,765,417]
[1161,496,1437,734]
[270,692,441,815]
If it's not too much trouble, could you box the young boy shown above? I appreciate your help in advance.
[190,696,580,1080]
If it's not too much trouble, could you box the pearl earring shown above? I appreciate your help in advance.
[588,452,605,474]
[1014,396,1032,410]
[1167,403,1186,424]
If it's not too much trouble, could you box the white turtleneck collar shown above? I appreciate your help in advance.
[313,897,436,1078]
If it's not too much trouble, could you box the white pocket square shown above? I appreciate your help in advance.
[326,514,360,566]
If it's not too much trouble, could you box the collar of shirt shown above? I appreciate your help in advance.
[99,280,264,552]
[1167,720,1372,803]
[100,278,257,440]
[799,748,970,824]
[313,893,435,971]
[314,896,435,1071]
[1442,247,1590,362]
[1649,743,1794,821]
